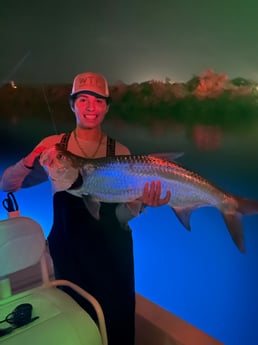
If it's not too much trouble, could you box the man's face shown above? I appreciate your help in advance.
[73,93,109,129]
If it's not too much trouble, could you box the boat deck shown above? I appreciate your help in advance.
[8,248,223,345]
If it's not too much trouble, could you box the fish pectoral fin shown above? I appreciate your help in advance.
[126,200,143,217]
[222,212,245,253]
[172,206,194,231]
[82,195,101,220]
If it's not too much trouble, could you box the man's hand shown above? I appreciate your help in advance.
[126,180,171,217]
[23,145,46,168]
[141,180,171,206]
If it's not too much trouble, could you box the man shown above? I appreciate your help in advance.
[0,72,170,345]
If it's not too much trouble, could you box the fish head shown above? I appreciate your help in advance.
[40,145,73,170]
[39,145,79,191]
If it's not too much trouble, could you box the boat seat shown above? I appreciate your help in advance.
[0,216,107,345]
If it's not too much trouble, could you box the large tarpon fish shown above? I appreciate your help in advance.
[40,144,258,253]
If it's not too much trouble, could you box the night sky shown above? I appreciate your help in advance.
[1,0,258,84]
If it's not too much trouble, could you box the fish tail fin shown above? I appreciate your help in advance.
[222,212,245,253]
[235,196,258,216]
[223,196,258,253]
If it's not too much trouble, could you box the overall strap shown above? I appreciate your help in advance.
[60,132,71,149]
[60,132,116,156]
[106,136,116,157]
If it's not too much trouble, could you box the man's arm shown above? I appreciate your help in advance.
[0,145,47,192]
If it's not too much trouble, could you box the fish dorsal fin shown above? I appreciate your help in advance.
[148,152,184,161]
[82,195,101,220]
[172,206,194,231]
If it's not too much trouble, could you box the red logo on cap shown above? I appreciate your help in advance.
[78,76,102,87]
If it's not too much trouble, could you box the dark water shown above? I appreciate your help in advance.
[1,119,258,345]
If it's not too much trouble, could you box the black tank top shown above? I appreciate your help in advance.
[59,131,116,156]
[47,132,135,345]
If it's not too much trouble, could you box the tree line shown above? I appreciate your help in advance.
[1,69,258,130]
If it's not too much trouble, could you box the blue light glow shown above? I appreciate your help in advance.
[1,138,258,345]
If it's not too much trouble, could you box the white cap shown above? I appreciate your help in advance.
[70,72,109,98]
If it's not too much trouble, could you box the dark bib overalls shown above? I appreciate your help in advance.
[47,133,135,345]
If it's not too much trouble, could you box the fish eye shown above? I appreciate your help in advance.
[56,153,64,160]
